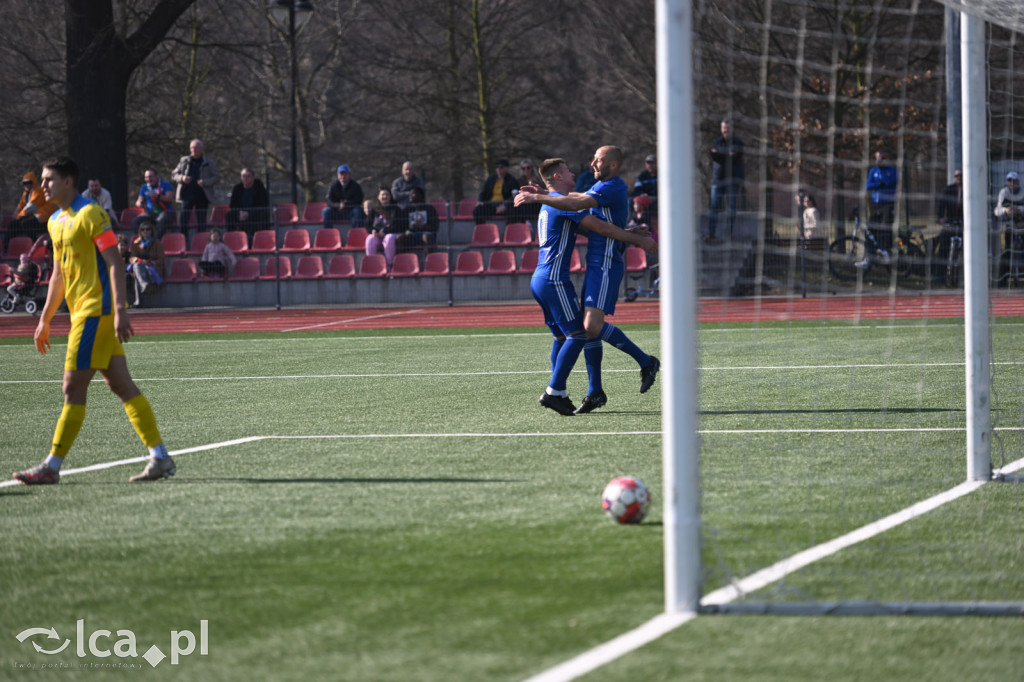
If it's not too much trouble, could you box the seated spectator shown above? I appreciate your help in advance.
[472,159,519,225]
[322,164,365,230]
[628,194,656,234]
[199,227,237,278]
[366,187,403,268]
[6,253,40,304]
[128,219,165,307]
[81,178,120,229]
[511,159,542,225]
[9,172,57,247]
[133,169,176,236]
[400,186,439,253]
[633,154,658,209]
[391,161,426,209]
[226,168,271,239]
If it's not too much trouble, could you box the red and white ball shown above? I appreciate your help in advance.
[602,476,651,524]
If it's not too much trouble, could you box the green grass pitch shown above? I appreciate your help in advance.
[1,320,1022,680]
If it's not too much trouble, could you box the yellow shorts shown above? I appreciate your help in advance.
[65,314,125,372]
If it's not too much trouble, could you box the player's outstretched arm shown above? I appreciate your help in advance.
[514,190,597,212]
[580,215,658,254]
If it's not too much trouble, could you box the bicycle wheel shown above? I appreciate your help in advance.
[828,236,867,281]
[0,296,15,314]
[895,243,924,278]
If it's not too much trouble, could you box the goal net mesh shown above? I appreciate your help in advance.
[691,0,1024,612]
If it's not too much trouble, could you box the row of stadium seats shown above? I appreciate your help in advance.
[161,247,649,282]
[109,197,486,231]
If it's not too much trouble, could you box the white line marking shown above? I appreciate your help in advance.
[523,457,1024,682]
[280,309,427,332]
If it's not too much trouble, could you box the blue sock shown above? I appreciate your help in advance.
[550,337,565,372]
[583,339,603,394]
[601,323,651,367]
[550,335,586,392]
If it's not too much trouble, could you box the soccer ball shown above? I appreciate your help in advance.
[602,476,651,524]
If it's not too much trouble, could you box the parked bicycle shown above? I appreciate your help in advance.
[828,207,927,282]
[943,230,963,288]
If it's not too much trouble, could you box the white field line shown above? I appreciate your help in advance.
[280,309,427,332]
[524,454,1024,682]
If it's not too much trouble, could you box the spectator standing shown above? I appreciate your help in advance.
[116,233,133,298]
[322,164,365,230]
[128,220,165,307]
[133,169,176,236]
[199,228,237,279]
[172,138,219,234]
[707,119,745,241]
[936,169,964,266]
[995,171,1024,279]
[366,187,403,268]
[400,186,439,253]
[797,193,820,238]
[9,172,57,247]
[391,161,426,209]
[82,178,120,229]
[226,168,270,239]
[633,154,658,208]
[472,159,519,225]
[865,150,898,253]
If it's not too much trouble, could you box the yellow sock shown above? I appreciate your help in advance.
[123,394,163,450]
[51,404,86,458]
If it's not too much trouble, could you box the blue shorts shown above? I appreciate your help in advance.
[581,260,624,316]
[531,276,583,337]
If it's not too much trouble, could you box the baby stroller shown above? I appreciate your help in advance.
[624,262,660,302]
[1,279,43,314]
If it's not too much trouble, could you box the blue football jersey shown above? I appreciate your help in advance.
[585,176,630,267]
[533,193,587,282]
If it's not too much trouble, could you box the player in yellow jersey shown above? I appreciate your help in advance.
[13,156,176,485]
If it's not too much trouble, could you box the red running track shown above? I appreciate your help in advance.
[1,294,1024,338]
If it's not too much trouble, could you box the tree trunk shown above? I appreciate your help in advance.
[64,0,196,210]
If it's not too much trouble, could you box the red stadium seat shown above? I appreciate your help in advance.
[161,232,186,256]
[167,259,198,282]
[294,255,325,279]
[624,246,647,272]
[5,237,34,261]
[431,199,449,219]
[468,223,500,248]
[276,203,299,226]
[280,228,311,254]
[454,250,484,275]
[249,230,277,254]
[421,252,449,276]
[311,228,342,253]
[228,257,260,281]
[342,227,368,251]
[357,254,387,277]
[209,205,229,227]
[518,249,538,273]
[390,252,420,277]
[0,263,12,286]
[223,230,249,255]
[261,256,292,280]
[501,222,532,246]
[186,231,211,257]
[120,207,143,226]
[453,197,476,220]
[324,254,356,278]
[486,249,516,274]
[302,202,328,225]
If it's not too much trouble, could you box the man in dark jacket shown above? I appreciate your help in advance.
[225,168,270,238]
[323,164,365,229]
[472,159,520,225]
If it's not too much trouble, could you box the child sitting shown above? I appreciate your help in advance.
[199,228,237,278]
[7,253,40,302]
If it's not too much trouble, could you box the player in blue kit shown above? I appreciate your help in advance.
[531,157,657,416]
[517,146,660,414]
